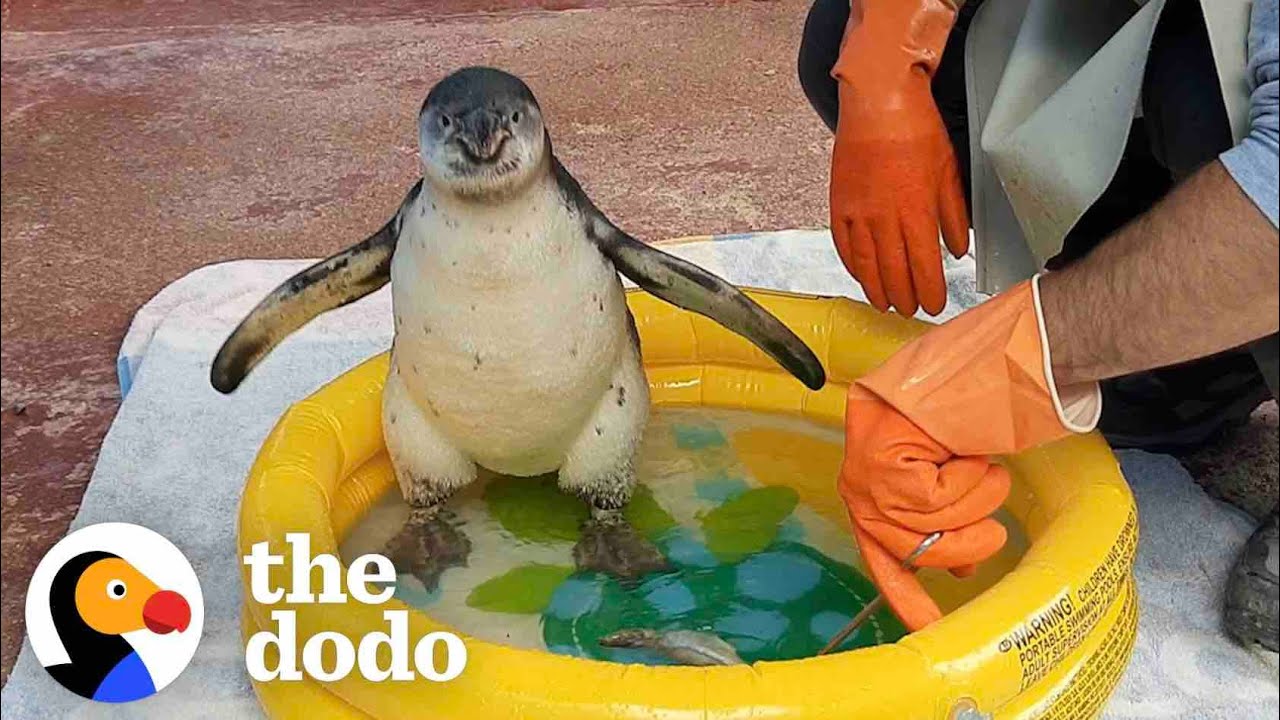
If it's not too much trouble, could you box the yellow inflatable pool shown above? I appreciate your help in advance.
[238,288,1138,720]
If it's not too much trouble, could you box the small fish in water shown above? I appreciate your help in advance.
[598,628,745,666]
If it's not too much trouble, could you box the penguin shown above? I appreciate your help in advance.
[210,66,826,588]
[44,551,191,703]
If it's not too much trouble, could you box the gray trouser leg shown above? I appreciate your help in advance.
[1249,334,1279,401]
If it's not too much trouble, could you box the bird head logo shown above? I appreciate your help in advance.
[26,523,203,703]
[63,552,192,635]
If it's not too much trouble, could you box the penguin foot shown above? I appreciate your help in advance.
[573,513,670,580]
[383,508,471,591]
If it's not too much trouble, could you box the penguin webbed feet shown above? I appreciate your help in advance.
[383,507,472,592]
[573,510,670,581]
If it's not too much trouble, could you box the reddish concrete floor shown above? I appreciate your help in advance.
[1,0,834,684]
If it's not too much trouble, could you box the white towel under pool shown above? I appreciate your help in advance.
[1,230,1275,719]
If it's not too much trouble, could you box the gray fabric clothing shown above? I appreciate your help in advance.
[1220,0,1279,228]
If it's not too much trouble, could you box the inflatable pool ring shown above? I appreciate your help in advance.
[239,287,1139,720]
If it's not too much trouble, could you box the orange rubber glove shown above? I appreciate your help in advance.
[839,277,1102,630]
[829,0,970,317]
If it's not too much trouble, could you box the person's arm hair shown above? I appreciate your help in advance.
[1042,0,1278,386]
[1040,160,1279,386]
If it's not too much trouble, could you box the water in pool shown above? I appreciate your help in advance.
[342,407,957,665]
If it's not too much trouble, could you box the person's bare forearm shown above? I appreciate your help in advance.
[1040,160,1279,386]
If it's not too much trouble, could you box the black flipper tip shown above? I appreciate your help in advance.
[209,347,249,395]
[209,367,242,395]
[766,336,826,391]
[801,363,826,391]
[792,353,826,391]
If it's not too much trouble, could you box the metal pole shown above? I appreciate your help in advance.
[818,531,944,655]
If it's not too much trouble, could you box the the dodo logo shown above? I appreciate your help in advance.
[25,522,204,703]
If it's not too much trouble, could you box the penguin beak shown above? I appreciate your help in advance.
[142,590,191,634]
[458,109,510,163]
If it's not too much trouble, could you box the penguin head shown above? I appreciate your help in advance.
[65,553,191,637]
[418,67,548,200]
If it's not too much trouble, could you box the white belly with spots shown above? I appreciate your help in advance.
[389,179,632,475]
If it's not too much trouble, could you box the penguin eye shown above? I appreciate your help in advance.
[510,110,522,124]
[439,114,452,129]
[107,580,127,600]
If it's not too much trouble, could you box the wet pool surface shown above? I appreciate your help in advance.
[342,407,910,664]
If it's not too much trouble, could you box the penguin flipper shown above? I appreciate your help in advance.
[210,180,422,394]
[552,160,826,391]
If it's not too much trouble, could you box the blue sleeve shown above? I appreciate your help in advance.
[1220,0,1279,228]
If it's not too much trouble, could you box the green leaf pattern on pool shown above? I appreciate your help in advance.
[484,475,587,543]
[468,419,904,665]
[465,563,575,614]
[699,486,800,563]
[485,477,674,544]
[621,484,677,540]
[541,537,905,664]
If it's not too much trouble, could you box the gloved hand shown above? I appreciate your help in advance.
[829,0,970,317]
[839,277,1102,630]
